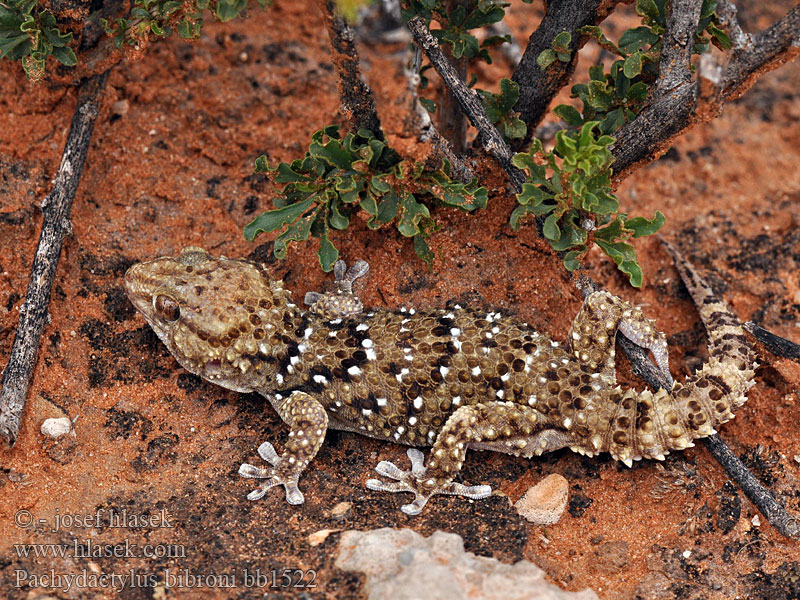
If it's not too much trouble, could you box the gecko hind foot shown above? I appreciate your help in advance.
[366,448,492,516]
[238,442,305,505]
[305,259,370,319]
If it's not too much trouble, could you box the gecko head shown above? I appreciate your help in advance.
[124,246,295,392]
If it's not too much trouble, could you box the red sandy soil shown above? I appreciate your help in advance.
[0,1,799,599]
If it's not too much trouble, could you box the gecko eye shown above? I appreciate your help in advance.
[154,295,181,322]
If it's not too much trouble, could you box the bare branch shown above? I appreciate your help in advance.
[703,434,799,538]
[511,0,625,145]
[611,5,800,181]
[0,71,109,447]
[404,49,475,183]
[655,0,703,96]
[318,0,384,140]
[715,0,748,50]
[744,322,800,360]
[406,16,525,191]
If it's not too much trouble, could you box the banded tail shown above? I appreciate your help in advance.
[589,242,757,464]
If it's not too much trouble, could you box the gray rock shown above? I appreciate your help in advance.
[335,528,598,600]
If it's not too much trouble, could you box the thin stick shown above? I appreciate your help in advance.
[0,71,109,447]
[406,16,525,191]
[744,322,800,360]
[318,0,384,140]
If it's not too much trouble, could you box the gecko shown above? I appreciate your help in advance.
[124,242,756,515]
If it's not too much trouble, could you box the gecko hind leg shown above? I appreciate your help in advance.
[367,402,554,515]
[304,259,369,319]
[570,290,672,388]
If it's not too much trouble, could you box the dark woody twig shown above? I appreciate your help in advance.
[318,0,384,140]
[743,322,800,360]
[406,16,525,192]
[0,71,109,447]
[510,0,624,147]
[611,5,800,181]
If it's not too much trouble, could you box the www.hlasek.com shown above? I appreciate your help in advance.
[14,539,186,560]
[14,568,318,593]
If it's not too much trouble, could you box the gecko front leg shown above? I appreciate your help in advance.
[238,391,328,505]
[367,402,564,515]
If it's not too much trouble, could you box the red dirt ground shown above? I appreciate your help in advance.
[1,1,799,598]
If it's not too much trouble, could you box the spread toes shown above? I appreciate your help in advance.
[366,448,491,516]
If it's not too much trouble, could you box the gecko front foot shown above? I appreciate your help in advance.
[238,442,305,505]
[366,448,492,516]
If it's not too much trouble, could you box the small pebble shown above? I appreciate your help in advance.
[752,514,761,527]
[515,473,569,525]
[331,501,352,519]
[111,99,129,116]
[40,417,73,439]
[308,528,339,547]
[682,550,692,559]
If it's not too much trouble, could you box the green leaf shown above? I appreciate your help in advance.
[215,0,247,21]
[419,97,437,113]
[579,25,622,55]
[243,196,316,240]
[563,250,583,272]
[272,208,317,259]
[503,117,527,140]
[626,81,649,103]
[636,0,660,21]
[509,204,535,230]
[626,211,665,237]
[0,34,31,60]
[51,44,76,66]
[620,260,643,287]
[274,162,312,183]
[376,192,399,223]
[551,213,588,251]
[537,48,557,70]
[516,182,553,207]
[619,26,659,52]
[543,213,560,241]
[553,104,583,126]
[318,228,338,272]
[623,51,643,78]
[707,22,731,50]
[397,193,430,237]
[413,234,434,267]
[498,78,519,112]
[598,107,625,134]
[310,139,353,170]
[329,198,350,229]
[552,31,571,53]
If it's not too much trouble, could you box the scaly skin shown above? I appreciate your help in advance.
[124,243,756,515]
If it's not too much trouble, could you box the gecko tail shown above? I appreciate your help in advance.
[601,243,758,463]
[659,241,757,438]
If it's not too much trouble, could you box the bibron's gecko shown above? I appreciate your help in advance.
[124,242,756,515]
